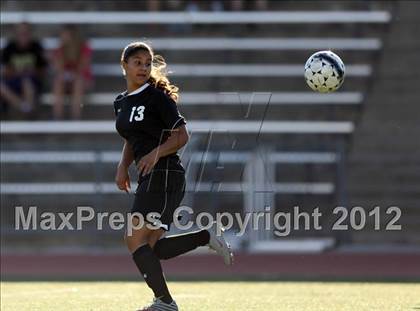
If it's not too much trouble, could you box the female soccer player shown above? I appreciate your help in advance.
[114,42,233,311]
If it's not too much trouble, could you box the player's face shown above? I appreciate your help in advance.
[124,50,152,87]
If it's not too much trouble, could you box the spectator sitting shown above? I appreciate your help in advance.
[0,22,46,118]
[52,24,92,120]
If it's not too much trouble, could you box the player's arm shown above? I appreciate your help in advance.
[115,139,134,193]
[119,139,134,168]
[155,125,189,158]
[137,125,189,176]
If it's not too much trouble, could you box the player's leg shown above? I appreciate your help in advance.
[148,227,165,249]
[150,171,209,259]
[125,216,174,306]
[150,171,233,265]
[125,216,154,252]
[130,172,181,310]
[152,229,210,259]
[152,227,233,265]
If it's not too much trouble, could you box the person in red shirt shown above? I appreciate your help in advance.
[52,24,92,119]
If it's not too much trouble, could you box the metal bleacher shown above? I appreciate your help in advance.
[0,2,392,252]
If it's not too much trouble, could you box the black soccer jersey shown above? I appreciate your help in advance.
[114,83,186,171]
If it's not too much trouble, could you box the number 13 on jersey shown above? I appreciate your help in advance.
[129,106,145,122]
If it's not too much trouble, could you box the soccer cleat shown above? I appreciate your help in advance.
[137,297,179,311]
[208,228,234,266]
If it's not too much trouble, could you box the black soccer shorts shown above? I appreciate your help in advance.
[132,169,186,231]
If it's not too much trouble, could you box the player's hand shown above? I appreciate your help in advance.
[115,164,131,193]
[137,149,160,177]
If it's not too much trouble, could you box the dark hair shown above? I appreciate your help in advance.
[121,41,153,63]
[120,41,179,102]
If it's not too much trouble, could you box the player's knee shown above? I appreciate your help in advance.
[124,230,152,252]
[148,229,164,248]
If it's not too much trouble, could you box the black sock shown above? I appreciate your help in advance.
[132,244,173,304]
[153,229,210,260]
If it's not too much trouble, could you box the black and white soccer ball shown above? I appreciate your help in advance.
[304,51,345,93]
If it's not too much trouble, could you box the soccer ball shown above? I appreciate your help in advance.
[304,51,345,93]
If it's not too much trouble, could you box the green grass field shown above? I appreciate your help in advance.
[1,281,419,311]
